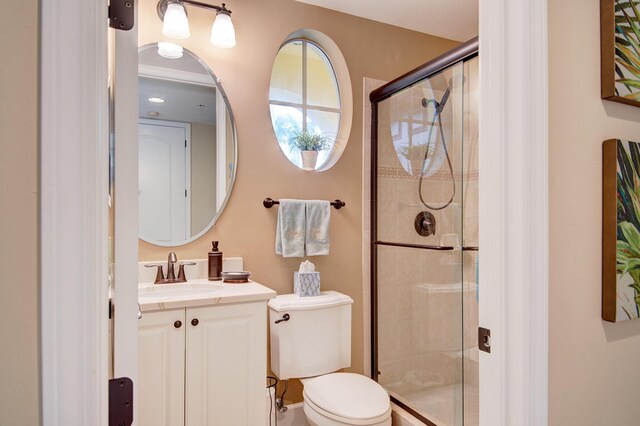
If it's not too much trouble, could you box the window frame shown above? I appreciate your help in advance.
[269,39,342,140]
[268,30,352,172]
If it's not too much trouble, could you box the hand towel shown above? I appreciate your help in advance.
[275,199,306,257]
[305,200,331,256]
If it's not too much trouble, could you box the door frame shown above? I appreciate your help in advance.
[478,0,549,424]
[40,0,109,424]
[39,0,549,424]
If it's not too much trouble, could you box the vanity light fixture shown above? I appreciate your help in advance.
[148,97,165,103]
[157,41,184,59]
[160,0,190,39]
[157,0,236,48]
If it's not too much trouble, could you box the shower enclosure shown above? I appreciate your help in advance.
[370,38,479,426]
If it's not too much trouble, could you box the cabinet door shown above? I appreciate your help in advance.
[185,302,267,426]
[138,309,186,426]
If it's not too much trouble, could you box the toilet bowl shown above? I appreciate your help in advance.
[302,373,391,426]
[268,292,392,426]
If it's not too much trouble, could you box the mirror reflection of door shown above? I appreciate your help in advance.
[138,43,237,247]
[139,119,190,245]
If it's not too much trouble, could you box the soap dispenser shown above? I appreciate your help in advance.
[208,241,222,281]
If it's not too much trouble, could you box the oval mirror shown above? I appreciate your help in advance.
[138,43,237,246]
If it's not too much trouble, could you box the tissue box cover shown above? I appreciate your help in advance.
[294,272,320,297]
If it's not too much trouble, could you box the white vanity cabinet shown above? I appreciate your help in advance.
[137,301,268,426]
[138,308,186,426]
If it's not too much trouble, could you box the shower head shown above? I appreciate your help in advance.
[421,88,451,114]
[421,74,466,113]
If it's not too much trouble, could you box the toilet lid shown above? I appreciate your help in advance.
[303,373,390,421]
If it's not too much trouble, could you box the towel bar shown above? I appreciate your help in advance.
[263,197,346,209]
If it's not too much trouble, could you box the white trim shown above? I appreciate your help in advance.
[40,0,109,424]
[112,20,140,425]
[478,0,548,424]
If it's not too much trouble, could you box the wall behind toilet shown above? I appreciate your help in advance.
[138,0,459,402]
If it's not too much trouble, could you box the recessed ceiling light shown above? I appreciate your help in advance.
[148,97,165,103]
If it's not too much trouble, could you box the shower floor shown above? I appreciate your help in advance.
[391,384,479,426]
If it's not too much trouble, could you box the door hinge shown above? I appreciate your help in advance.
[185,140,187,148]
[185,189,188,197]
[109,0,135,31]
[478,327,491,353]
[109,377,133,426]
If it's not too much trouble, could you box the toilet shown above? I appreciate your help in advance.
[269,291,392,426]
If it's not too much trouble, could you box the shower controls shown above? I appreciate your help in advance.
[414,211,436,236]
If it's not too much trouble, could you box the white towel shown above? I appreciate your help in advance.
[275,199,306,258]
[305,200,331,256]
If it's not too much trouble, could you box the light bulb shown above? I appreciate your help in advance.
[157,42,183,59]
[210,11,236,48]
[162,2,190,39]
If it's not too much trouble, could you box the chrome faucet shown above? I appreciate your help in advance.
[145,252,196,284]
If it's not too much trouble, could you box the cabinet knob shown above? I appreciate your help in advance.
[191,318,199,326]
[174,320,182,328]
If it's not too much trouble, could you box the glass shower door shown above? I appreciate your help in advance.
[373,57,478,426]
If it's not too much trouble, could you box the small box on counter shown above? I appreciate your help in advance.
[294,272,321,297]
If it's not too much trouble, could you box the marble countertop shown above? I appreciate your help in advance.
[138,279,276,312]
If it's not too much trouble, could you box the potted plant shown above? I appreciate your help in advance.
[289,130,330,171]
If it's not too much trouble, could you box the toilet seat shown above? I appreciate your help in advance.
[302,373,391,425]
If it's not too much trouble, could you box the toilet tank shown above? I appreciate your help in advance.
[268,291,353,380]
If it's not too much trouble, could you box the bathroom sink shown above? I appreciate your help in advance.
[139,282,224,301]
[137,279,276,312]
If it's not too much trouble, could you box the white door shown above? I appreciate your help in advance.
[185,303,267,426]
[138,119,190,244]
[137,309,186,426]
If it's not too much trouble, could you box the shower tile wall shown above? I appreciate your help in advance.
[376,70,465,419]
[377,246,463,395]
[375,57,478,425]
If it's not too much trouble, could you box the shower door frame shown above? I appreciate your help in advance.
[369,37,479,425]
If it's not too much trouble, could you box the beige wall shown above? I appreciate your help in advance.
[190,122,217,235]
[0,0,40,424]
[138,0,458,402]
[549,0,640,424]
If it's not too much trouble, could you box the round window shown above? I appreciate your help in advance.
[269,32,351,171]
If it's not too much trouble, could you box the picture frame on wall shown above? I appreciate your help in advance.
[601,0,640,107]
[602,139,640,322]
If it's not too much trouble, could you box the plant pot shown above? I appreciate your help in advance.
[301,150,319,171]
